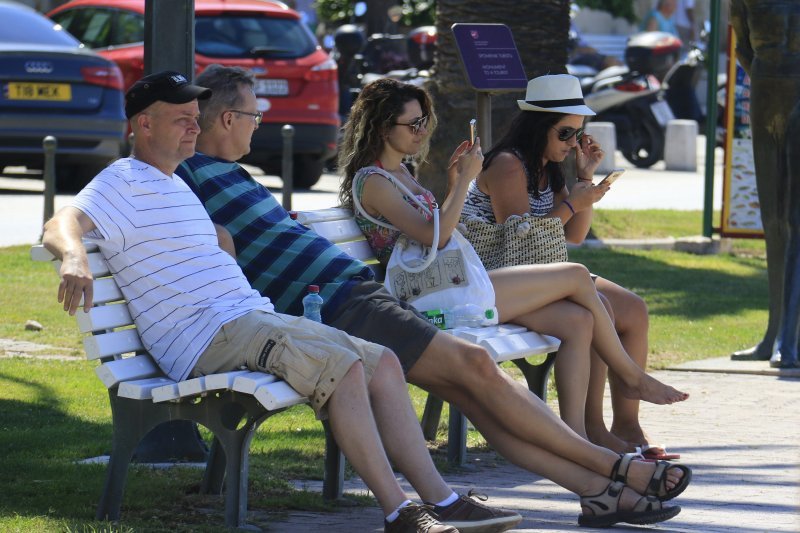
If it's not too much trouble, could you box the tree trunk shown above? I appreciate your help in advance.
[419,0,571,199]
[365,0,400,35]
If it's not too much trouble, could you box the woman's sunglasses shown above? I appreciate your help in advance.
[553,127,584,142]
[394,115,429,135]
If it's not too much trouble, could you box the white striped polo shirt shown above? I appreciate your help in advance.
[73,157,274,381]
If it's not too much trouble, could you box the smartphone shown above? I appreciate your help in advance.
[599,168,625,186]
[469,118,477,145]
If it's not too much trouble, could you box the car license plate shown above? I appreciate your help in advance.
[650,100,674,127]
[6,82,72,101]
[255,79,288,96]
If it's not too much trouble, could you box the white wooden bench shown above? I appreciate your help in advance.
[30,243,345,529]
[296,207,561,465]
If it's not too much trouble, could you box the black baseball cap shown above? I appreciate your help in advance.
[124,70,212,119]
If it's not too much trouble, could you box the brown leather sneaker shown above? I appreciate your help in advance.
[384,503,459,533]
[433,491,522,533]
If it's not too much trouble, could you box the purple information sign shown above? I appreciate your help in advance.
[451,23,527,91]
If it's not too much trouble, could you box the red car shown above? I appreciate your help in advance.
[49,0,339,188]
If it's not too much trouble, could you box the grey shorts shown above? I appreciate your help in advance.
[192,310,383,419]
[326,281,439,374]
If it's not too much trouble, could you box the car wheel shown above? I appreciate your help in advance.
[292,155,325,189]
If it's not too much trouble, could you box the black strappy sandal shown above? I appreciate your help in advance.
[578,480,681,528]
[611,452,693,501]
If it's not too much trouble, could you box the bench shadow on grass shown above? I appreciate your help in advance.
[0,369,360,530]
[0,373,112,525]
[570,247,768,319]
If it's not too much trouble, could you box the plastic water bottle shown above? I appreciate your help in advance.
[449,303,485,328]
[302,285,323,322]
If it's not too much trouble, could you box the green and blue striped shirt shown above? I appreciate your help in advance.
[177,153,373,318]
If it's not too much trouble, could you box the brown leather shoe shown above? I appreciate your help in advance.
[384,503,459,533]
[433,491,522,533]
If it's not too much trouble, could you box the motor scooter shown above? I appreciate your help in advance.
[568,31,681,168]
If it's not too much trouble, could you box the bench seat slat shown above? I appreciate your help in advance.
[254,380,307,410]
[152,381,180,403]
[95,355,161,388]
[118,376,175,400]
[204,370,251,390]
[450,324,527,343]
[233,372,279,394]
[84,328,144,360]
[481,332,561,363]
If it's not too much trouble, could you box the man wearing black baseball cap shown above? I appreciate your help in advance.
[125,70,212,119]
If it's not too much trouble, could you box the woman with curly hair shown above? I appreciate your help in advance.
[339,76,686,434]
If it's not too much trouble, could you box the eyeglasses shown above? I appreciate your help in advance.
[394,115,429,135]
[553,126,584,142]
[229,109,262,125]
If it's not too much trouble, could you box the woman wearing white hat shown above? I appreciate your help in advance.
[464,74,677,460]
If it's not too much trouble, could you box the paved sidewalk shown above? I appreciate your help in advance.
[267,363,799,532]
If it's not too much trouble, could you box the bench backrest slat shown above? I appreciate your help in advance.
[84,328,144,360]
[76,302,133,334]
[90,277,125,305]
[306,218,366,243]
[94,354,161,388]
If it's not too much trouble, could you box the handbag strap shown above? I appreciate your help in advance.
[351,165,440,273]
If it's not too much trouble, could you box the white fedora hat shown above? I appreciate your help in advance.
[517,74,596,116]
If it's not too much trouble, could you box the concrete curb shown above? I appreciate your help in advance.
[575,235,733,255]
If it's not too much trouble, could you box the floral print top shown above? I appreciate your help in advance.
[353,166,437,266]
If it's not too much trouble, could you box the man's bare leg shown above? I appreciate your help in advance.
[367,351,452,503]
[326,360,409,515]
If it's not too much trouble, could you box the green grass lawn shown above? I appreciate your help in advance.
[0,211,769,531]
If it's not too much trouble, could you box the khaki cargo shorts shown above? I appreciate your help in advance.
[192,311,384,418]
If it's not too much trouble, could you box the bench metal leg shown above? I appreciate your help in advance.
[511,352,558,401]
[419,353,557,467]
[97,391,167,521]
[322,420,344,500]
[101,391,281,529]
[447,407,468,466]
[420,395,444,441]
[201,437,225,495]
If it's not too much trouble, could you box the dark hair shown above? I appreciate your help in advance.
[337,77,436,209]
[482,110,566,196]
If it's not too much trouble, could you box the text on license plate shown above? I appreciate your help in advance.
[6,82,72,101]
[255,79,289,96]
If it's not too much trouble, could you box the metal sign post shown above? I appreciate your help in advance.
[451,23,528,150]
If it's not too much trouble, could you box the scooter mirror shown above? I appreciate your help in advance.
[354,2,367,17]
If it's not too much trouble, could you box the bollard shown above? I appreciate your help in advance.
[664,119,698,171]
[585,122,616,174]
[42,136,57,232]
[281,124,295,211]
